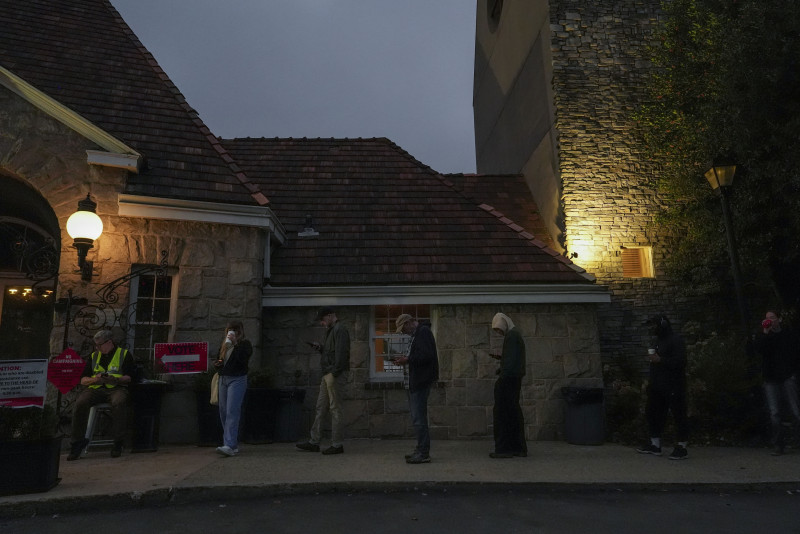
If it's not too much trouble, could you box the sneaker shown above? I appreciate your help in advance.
[216,445,237,457]
[668,446,688,460]
[295,441,320,452]
[67,439,88,461]
[636,443,662,456]
[321,445,344,455]
[489,452,514,459]
[404,451,418,460]
[110,441,123,458]
[406,453,431,464]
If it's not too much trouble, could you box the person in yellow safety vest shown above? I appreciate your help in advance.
[67,329,137,461]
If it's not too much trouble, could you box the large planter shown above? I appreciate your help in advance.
[242,388,280,444]
[0,436,62,496]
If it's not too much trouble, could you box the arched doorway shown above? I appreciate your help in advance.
[0,174,60,360]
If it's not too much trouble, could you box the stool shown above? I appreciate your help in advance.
[83,403,114,456]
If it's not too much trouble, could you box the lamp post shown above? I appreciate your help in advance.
[704,165,749,332]
[66,194,103,281]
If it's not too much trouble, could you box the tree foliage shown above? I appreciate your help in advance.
[637,0,800,317]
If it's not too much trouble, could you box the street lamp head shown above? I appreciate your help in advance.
[66,194,103,281]
[704,165,737,190]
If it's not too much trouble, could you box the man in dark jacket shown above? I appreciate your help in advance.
[393,314,439,464]
[636,315,689,460]
[754,310,800,455]
[489,313,527,458]
[296,307,350,455]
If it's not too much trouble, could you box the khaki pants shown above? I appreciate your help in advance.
[310,372,346,447]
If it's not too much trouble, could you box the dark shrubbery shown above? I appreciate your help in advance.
[605,331,765,446]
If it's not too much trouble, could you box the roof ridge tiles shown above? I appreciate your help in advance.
[101,0,269,206]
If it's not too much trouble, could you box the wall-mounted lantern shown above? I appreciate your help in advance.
[66,194,103,281]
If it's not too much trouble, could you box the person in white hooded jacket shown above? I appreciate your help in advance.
[489,313,527,458]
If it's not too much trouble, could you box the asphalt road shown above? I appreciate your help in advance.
[3,488,799,534]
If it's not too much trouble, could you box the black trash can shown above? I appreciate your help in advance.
[131,381,166,453]
[242,388,281,444]
[274,388,306,442]
[561,386,605,445]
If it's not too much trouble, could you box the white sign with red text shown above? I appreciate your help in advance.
[154,342,208,374]
[0,359,48,408]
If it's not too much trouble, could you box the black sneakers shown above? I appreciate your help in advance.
[405,452,431,464]
[321,445,344,455]
[668,445,688,460]
[295,441,320,452]
[636,443,662,456]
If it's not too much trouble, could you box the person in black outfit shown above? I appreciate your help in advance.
[392,314,439,464]
[636,315,689,460]
[489,312,527,458]
[754,310,800,455]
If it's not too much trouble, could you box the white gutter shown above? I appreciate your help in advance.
[262,284,611,307]
[118,194,287,244]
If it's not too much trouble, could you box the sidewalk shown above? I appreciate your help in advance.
[2,439,800,518]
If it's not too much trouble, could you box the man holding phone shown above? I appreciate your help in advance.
[296,307,350,455]
[67,329,136,461]
[393,314,439,464]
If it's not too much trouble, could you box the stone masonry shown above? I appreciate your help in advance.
[263,303,603,442]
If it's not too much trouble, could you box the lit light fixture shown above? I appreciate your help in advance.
[66,194,103,281]
[704,165,736,191]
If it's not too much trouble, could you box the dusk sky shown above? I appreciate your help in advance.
[110,1,478,174]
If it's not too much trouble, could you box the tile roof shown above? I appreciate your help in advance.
[223,137,592,286]
[443,173,559,250]
[0,0,267,206]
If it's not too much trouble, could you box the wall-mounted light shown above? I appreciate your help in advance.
[66,194,103,281]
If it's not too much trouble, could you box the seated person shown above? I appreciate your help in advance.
[67,330,136,460]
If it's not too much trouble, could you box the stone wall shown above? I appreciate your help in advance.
[548,1,702,368]
[1,85,267,443]
[263,303,603,442]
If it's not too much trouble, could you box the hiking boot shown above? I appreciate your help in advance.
[295,441,320,452]
[636,443,662,456]
[668,446,688,460]
[110,441,123,458]
[321,445,344,455]
[405,452,431,464]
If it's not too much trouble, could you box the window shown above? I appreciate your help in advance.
[128,266,178,362]
[370,304,431,382]
[621,247,654,278]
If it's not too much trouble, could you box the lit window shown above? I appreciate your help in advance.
[128,266,178,361]
[621,247,654,278]
[370,304,431,382]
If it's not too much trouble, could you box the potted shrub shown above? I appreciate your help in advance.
[0,403,61,495]
[192,370,223,446]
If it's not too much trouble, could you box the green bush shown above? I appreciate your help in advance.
[686,332,763,445]
[0,405,58,441]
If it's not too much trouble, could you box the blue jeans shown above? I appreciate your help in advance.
[218,375,247,449]
[408,385,431,456]
[764,376,800,446]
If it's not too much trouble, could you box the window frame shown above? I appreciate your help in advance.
[126,265,179,362]
[369,304,432,383]
[621,246,654,278]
